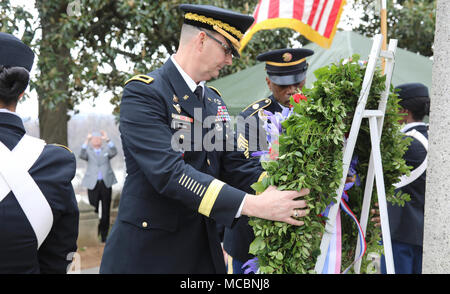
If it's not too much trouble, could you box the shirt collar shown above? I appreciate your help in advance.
[170,55,205,93]
[400,121,427,133]
[0,108,21,118]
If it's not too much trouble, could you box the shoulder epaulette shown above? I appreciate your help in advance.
[207,86,222,97]
[125,74,154,86]
[241,98,272,117]
[52,144,73,153]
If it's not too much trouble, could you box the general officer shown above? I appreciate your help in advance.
[0,32,79,274]
[380,82,430,274]
[100,4,310,274]
[223,48,314,274]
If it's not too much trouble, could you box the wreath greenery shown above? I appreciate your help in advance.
[249,54,411,274]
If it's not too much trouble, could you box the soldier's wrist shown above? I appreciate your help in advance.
[241,194,257,217]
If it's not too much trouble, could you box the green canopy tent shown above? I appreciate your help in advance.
[209,31,432,116]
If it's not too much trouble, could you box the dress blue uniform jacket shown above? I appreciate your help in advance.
[100,58,263,274]
[223,95,281,263]
[388,123,428,247]
[0,112,79,274]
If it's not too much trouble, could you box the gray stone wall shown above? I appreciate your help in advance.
[422,0,450,274]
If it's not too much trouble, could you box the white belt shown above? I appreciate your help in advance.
[0,135,53,248]
[393,129,428,189]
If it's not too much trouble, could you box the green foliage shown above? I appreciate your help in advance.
[346,0,436,57]
[249,55,411,274]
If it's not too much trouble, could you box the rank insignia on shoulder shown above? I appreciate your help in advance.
[124,74,154,86]
[243,98,272,117]
[52,144,73,153]
[207,86,222,97]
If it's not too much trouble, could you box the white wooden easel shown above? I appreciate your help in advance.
[314,34,398,274]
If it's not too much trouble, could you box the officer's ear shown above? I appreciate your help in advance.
[265,77,272,89]
[197,30,207,50]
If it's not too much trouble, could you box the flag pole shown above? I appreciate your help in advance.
[380,0,387,71]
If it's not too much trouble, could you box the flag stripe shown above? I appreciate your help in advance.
[317,0,335,35]
[307,0,321,26]
[314,0,329,31]
[280,0,294,18]
[259,0,271,22]
[293,0,305,21]
[268,0,280,18]
[252,0,263,24]
[311,0,325,29]
[239,0,346,51]
[324,0,343,38]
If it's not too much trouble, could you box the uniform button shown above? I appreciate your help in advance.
[207,158,211,166]
[142,221,148,228]
[180,134,184,139]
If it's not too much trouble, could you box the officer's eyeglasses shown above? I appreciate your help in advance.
[199,29,233,57]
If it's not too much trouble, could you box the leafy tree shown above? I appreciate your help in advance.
[346,0,436,56]
[0,0,301,145]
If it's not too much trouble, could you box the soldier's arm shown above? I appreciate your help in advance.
[37,145,79,274]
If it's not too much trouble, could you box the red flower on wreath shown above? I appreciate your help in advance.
[293,93,308,103]
[290,93,308,108]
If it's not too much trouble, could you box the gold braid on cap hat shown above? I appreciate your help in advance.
[266,58,306,67]
[184,12,242,50]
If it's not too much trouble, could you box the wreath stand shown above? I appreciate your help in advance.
[314,34,399,274]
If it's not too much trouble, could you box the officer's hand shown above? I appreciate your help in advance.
[241,185,309,226]
[370,202,381,227]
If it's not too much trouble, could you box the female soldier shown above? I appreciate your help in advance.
[0,32,79,274]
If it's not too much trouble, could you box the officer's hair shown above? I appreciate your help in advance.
[180,24,217,46]
[400,96,430,121]
[0,65,29,106]
[180,24,200,45]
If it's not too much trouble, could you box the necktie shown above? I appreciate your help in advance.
[194,85,203,101]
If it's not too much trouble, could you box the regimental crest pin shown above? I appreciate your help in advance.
[183,95,189,100]
[282,52,293,62]
[173,94,179,103]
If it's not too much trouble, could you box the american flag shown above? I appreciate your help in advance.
[240,0,346,51]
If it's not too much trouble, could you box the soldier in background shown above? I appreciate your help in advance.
[224,48,314,274]
[0,32,78,274]
[380,82,430,274]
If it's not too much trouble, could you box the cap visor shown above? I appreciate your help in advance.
[268,72,306,86]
